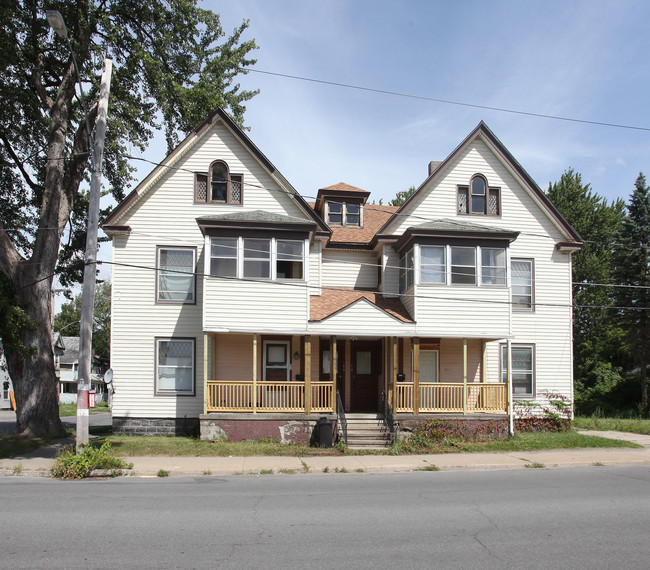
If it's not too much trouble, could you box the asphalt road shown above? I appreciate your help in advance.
[2,466,650,569]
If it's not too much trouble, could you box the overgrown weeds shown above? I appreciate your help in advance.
[51,442,132,479]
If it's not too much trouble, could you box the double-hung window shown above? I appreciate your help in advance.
[157,247,195,303]
[420,246,446,284]
[276,240,304,279]
[450,246,476,285]
[243,238,270,279]
[512,259,534,310]
[327,201,361,226]
[210,238,237,277]
[156,338,195,395]
[501,344,535,397]
[399,249,414,293]
[481,248,507,285]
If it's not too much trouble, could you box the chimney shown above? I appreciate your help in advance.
[428,161,442,176]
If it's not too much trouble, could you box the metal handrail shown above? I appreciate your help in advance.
[336,390,347,445]
[381,390,398,443]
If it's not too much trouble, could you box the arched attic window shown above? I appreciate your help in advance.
[457,174,500,216]
[194,161,243,205]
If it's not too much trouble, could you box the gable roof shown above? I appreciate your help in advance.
[310,289,414,323]
[102,107,329,233]
[378,121,583,245]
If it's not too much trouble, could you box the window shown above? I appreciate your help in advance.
[451,246,476,285]
[399,248,414,293]
[327,201,361,226]
[195,161,243,204]
[157,247,195,303]
[210,238,237,277]
[420,246,446,284]
[276,240,304,279]
[501,344,534,397]
[243,238,270,278]
[264,341,290,381]
[512,259,533,310]
[458,174,500,215]
[209,237,305,281]
[481,248,506,285]
[156,338,195,395]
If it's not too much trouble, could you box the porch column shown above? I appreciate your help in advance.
[463,338,468,415]
[304,335,312,414]
[392,337,398,410]
[413,337,420,415]
[331,336,338,409]
[252,333,258,414]
[481,340,486,383]
[507,338,514,435]
[203,333,209,414]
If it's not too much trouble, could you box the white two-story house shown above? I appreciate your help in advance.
[102,108,582,441]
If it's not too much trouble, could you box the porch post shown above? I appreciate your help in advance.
[481,340,486,383]
[331,336,337,408]
[304,335,312,414]
[203,333,209,414]
[252,333,258,414]
[507,338,514,435]
[392,337,398,410]
[463,338,468,415]
[413,337,420,415]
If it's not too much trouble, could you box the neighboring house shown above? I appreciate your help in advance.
[0,340,14,410]
[102,109,582,441]
[55,335,107,403]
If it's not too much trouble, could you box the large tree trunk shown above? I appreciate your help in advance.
[640,335,648,417]
[5,274,64,437]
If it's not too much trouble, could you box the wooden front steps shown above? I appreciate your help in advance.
[344,413,392,450]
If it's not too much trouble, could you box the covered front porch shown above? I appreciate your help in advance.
[202,333,510,417]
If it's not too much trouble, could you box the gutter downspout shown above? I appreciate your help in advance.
[507,338,514,436]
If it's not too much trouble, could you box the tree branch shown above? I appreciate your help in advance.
[0,134,44,194]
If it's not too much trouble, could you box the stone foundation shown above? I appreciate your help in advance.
[200,413,337,443]
[396,414,509,438]
[112,417,199,437]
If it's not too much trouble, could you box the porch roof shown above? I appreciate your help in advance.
[310,289,414,323]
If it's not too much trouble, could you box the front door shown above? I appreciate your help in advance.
[350,340,381,412]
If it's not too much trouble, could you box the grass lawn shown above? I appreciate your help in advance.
[573,416,650,435]
[59,401,110,416]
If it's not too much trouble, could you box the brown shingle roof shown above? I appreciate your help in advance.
[320,182,369,193]
[310,289,413,323]
[329,204,398,245]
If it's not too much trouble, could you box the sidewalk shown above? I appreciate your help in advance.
[2,429,650,478]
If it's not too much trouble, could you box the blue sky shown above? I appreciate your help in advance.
[171,0,649,205]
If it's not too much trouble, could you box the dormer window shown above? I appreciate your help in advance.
[195,160,243,205]
[327,200,361,226]
[458,174,500,216]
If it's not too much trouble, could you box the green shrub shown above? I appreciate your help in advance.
[51,442,132,479]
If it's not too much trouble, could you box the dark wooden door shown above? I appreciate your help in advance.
[350,340,380,412]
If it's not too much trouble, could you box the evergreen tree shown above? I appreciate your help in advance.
[547,170,626,413]
[613,173,650,414]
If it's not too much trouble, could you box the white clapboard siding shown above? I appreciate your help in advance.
[381,245,400,297]
[321,250,378,289]
[203,277,308,332]
[309,240,323,295]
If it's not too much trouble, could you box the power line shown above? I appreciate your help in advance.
[247,68,650,133]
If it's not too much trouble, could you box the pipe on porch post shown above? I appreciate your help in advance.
[203,333,209,414]
[463,338,468,415]
[413,337,420,415]
[507,338,514,436]
[304,335,311,414]
[252,334,258,414]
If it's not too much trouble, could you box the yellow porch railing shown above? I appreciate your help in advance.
[206,381,335,413]
[396,382,507,413]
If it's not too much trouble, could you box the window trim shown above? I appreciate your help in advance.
[511,258,535,312]
[481,247,507,286]
[500,343,535,398]
[194,161,244,205]
[156,246,196,305]
[155,337,196,396]
[450,245,477,286]
[457,174,501,217]
[326,200,363,227]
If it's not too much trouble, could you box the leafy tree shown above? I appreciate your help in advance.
[390,186,417,207]
[54,281,111,360]
[547,169,627,413]
[0,1,257,436]
[613,173,650,415]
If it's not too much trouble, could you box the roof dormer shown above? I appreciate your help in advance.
[315,183,370,228]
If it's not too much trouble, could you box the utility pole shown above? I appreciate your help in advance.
[76,58,112,452]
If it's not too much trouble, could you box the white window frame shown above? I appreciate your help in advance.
[480,247,507,286]
[512,258,534,311]
[450,245,476,285]
[157,246,196,304]
[501,343,535,398]
[155,338,195,396]
[419,245,446,285]
[263,340,291,381]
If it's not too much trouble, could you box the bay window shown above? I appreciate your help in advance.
[481,248,507,285]
[243,238,270,278]
[451,246,476,285]
[420,245,446,284]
